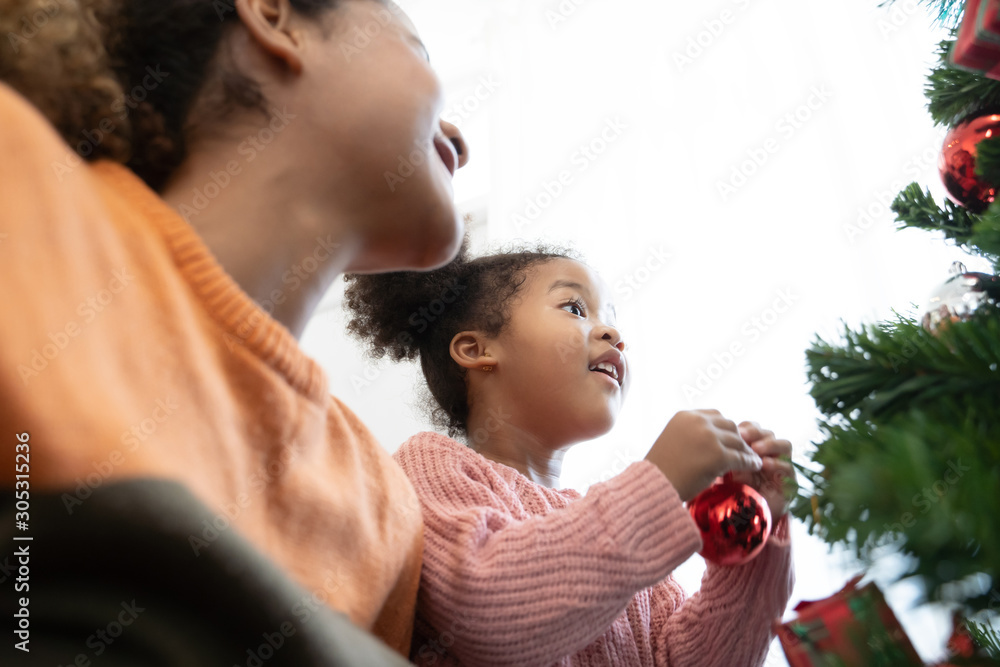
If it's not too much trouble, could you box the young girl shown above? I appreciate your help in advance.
[1,0,466,663]
[345,242,796,666]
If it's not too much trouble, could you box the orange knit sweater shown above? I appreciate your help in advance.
[0,81,422,656]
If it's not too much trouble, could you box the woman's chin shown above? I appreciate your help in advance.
[408,207,464,270]
[348,204,462,273]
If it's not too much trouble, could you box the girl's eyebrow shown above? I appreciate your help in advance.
[548,279,585,293]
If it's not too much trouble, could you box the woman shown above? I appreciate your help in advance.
[0,0,468,663]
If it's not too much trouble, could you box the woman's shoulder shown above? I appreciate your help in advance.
[0,80,132,235]
[0,80,78,168]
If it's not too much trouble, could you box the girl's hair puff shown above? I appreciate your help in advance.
[344,237,577,438]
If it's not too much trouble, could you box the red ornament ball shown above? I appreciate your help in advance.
[939,113,1000,213]
[688,477,771,566]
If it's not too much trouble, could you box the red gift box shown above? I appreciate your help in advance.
[950,0,1000,79]
[773,576,923,667]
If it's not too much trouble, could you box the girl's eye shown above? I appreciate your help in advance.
[562,300,586,317]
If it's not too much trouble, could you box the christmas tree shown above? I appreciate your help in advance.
[789,0,1000,660]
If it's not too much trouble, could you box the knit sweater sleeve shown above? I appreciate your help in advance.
[651,514,795,667]
[395,432,703,667]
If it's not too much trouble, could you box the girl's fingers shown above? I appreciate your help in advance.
[738,421,768,443]
[720,433,764,471]
[751,437,792,459]
[725,448,765,472]
[761,457,795,475]
[711,414,742,437]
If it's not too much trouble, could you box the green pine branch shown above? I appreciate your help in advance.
[892,183,1000,269]
[928,40,1000,127]
[807,313,1000,421]
[966,619,1000,660]
[975,205,1000,266]
[879,0,965,27]
[794,312,1000,613]
[976,136,1000,186]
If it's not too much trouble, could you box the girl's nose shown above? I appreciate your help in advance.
[440,119,470,169]
[599,324,625,351]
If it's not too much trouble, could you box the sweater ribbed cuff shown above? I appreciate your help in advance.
[591,461,702,584]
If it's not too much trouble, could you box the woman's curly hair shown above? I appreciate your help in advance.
[0,0,340,190]
[344,237,578,438]
[0,0,130,162]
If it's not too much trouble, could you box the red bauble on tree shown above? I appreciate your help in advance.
[688,473,771,566]
[939,113,1000,212]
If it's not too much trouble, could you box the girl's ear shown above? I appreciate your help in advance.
[236,0,304,74]
[450,331,496,371]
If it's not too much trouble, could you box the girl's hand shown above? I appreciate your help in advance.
[645,410,764,502]
[728,422,796,517]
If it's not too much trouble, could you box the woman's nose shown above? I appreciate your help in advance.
[440,119,470,169]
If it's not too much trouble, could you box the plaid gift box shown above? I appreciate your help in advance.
[773,576,923,667]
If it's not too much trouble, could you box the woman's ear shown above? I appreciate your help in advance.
[450,331,497,372]
[236,0,304,74]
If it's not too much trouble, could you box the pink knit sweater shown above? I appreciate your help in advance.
[393,431,794,667]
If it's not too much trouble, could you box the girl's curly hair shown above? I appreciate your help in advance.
[344,238,577,438]
[0,0,340,190]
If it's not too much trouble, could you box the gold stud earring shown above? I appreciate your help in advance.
[482,365,494,372]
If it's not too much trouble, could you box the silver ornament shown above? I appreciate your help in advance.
[922,261,1000,332]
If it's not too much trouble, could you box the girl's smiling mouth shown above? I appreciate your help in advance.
[589,349,624,387]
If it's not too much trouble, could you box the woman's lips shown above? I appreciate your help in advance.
[433,133,458,177]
